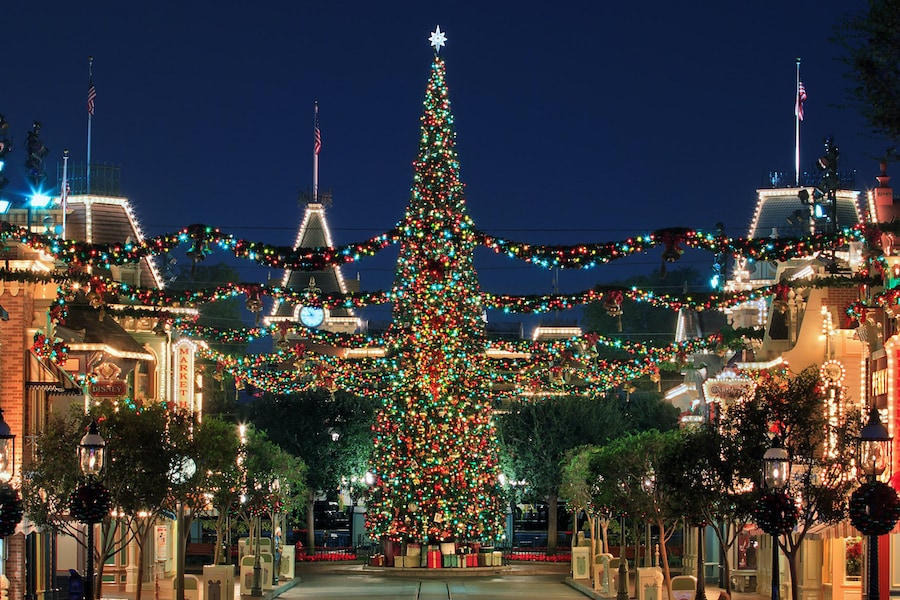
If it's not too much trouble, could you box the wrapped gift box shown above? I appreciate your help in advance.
[427,550,442,568]
[406,543,422,557]
[440,542,456,555]
[492,551,502,566]
[466,554,477,568]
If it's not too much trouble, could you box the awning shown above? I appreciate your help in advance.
[26,349,82,394]
[806,521,860,540]
[58,304,154,361]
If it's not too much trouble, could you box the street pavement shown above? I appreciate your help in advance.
[106,562,772,600]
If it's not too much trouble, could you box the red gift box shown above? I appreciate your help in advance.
[466,554,477,567]
[427,550,442,568]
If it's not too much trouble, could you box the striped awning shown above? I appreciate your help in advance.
[806,521,860,540]
[26,349,82,394]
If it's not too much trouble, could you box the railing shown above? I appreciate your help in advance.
[295,546,357,562]
[505,547,572,562]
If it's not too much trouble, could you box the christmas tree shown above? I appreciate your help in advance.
[366,33,504,543]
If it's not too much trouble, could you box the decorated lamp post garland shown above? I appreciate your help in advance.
[0,410,24,551]
[70,421,110,600]
[851,407,900,600]
[757,440,793,600]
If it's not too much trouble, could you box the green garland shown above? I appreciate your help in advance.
[69,481,112,524]
[849,482,900,536]
[0,483,24,537]
[754,491,798,535]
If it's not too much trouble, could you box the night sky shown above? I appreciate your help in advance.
[1,1,886,327]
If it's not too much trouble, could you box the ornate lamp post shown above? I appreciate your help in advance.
[0,408,24,577]
[756,440,795,600]
[70,421,110,600]
[850,407,900,600]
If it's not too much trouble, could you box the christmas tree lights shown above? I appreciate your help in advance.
[366,53,504,543]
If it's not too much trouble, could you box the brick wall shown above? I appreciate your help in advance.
[0,287,34,600]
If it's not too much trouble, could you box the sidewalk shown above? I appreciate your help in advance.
[566,575,770,600]
[101,575,301,600]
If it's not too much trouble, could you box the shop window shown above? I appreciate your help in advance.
[845,537,862,581]
[736,530,757,569]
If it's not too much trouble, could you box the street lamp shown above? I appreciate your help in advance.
[761,440,791,600]
[0,408,24,578]
[850,406,900,600]
[170,457,197,600]
[70,421,110,600]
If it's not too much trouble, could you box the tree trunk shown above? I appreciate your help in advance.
[306,490,316,556]
[657,522,673,600]
[785,545,800,600]
[600,518,609,555]
[711,520,734,595]
[213,510,227,565]
[134,526,149,600]
[694,525,706,600]
[547,494,559,554]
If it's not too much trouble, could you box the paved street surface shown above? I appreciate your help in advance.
[106,562,771,600]
[282,571,591,599]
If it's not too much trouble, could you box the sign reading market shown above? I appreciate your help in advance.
[173,339,196,411]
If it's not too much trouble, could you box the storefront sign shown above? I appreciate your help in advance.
[173,339,196,411]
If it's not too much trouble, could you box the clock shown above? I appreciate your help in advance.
[299,306,325,328]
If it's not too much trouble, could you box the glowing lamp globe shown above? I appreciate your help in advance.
[79,421,107,477]
[762,441,790,490]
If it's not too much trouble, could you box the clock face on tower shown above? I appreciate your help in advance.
[299,306,325,328]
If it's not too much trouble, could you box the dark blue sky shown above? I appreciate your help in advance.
[1,0,886,324]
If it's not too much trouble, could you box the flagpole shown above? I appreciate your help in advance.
[61,149,69,240]
[313,102,319,202]
[794,57,801,187]
[87,56,94,194]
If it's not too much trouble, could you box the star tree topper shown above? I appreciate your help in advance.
[429,25,447,53]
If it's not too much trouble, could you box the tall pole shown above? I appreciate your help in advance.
[313,102,320,202]
[794,57,801,187]
[86,523,95,600]
[694,525,706,600]
[87,57,95,195]
[61,150,69,240]
[867,534,879,600]
[175,501,185,600]
[771,533,781,600]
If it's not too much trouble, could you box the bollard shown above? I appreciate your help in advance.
[617,558,629,600]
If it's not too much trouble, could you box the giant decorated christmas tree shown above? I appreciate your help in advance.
[366,28,504,543]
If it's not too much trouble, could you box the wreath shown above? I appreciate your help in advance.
[754,491,798,535]
[0,483,24,537]
[69,481,112,524]
[849,482,900,536]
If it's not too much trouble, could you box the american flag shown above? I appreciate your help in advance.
[87,82,97,116]
[314,114,322,155]
[795,81,807,121]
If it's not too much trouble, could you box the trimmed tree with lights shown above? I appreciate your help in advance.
[366,34,505,544]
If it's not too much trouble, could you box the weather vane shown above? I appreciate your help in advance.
[429,25,447,53]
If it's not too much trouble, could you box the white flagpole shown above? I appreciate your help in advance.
[313,102,319,202]
[87,56,94,194]
[61,149,69,240]
[794,57,801,187]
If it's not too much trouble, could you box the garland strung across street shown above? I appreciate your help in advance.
[0,220,886,273]
[10,214,898,397]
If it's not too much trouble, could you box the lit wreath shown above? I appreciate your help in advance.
[849,482,900,536]
[754,491,798,535]
[0,483,24,537]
